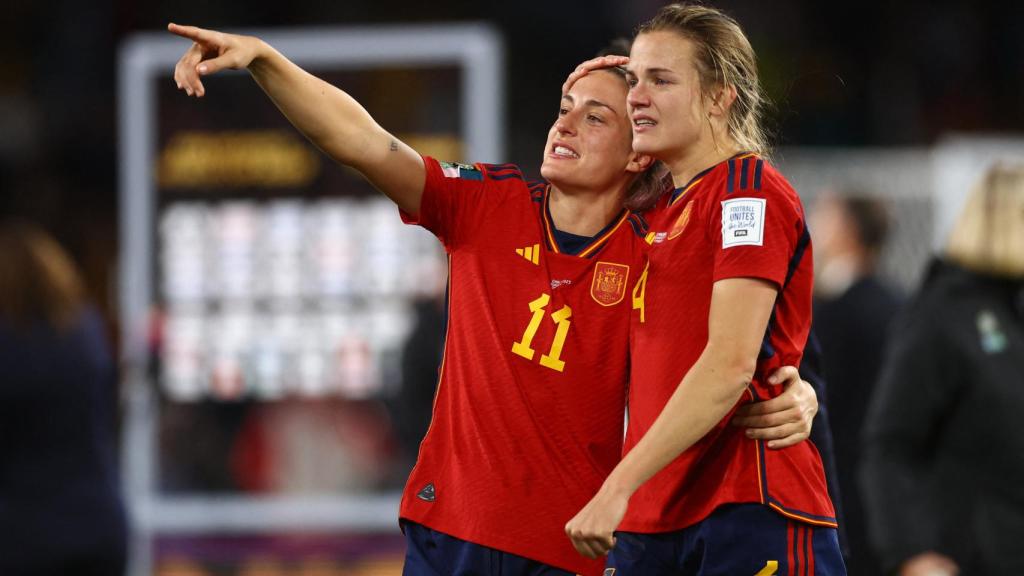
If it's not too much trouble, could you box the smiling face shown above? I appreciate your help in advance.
[625,31,713,164]
[540,70,640,193]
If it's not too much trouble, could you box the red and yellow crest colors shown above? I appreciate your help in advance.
[590,262,629,306]
[668,200,694,240]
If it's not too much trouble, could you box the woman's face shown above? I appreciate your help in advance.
[540,70,639,192]
[625,31,710,162]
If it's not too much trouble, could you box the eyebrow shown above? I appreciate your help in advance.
[624,66,676,76]
[561,93,619,115]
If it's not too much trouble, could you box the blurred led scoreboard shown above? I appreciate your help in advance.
[156,66,464,403]
[120,25,503,575]
[159,196,438,401]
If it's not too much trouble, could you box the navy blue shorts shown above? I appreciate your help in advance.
[606,504,846,576]
[402,521,575,576]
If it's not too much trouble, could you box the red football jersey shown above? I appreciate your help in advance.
[399,156,647,575]
[621,154,836,533]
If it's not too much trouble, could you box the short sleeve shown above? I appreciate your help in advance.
[710,175,805,289]
[400,156,489,250]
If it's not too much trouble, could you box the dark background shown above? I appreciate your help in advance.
[2,0,1023,328]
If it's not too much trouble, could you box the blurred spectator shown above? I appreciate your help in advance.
[0,218,127,575]
[811,192,903,575]
[390,294,446,474]
[861,164,1024,576]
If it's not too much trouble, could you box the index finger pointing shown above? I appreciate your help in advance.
[167,23,212,43]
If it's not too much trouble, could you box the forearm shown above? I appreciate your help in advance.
[248,43,389,169]
[245,41,423,213]
[564,279,776,557]
[602,347,752,498]
[602,278,774,500]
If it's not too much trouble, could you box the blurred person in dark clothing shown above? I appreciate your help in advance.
[861,164,1024,576]
[811,192,903,575]
[388,249,448,475]
[392,295,446,474]
[0,219,127,576]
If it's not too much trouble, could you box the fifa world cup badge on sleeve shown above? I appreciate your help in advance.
[439,161,483,181]
[721,197,766,248]
[591,262,630,306]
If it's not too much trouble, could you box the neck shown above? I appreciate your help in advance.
[664,127,740,189]
[547,181,627,237]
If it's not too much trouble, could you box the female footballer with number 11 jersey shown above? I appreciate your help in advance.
[168,21,821,575]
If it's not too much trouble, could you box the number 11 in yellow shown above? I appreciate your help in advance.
[511,293,572,372]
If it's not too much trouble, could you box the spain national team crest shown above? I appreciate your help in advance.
[668,200,694,239]
[591,262,630,306]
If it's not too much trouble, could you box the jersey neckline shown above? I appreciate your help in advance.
[541,185,630,258]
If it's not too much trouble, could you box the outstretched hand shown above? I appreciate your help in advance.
[731,365,818,449]
[561,55,630,95]
[168,23,264,97]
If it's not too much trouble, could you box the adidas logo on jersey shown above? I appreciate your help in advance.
[515,244,540,265]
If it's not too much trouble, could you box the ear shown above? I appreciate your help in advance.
[707,84,738,118]
[626,151,654,174]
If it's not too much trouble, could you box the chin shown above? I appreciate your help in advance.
[543,170,580,191]
[633,137,670,161]
[632,134,657,153]
[540,162,558,182]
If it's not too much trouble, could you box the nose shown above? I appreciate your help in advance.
[628,83,649,110]
[554,111,578,135]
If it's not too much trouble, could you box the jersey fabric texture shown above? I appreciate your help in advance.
[607,504,844,576]
[398,156,647,575]
[623,154,836,534]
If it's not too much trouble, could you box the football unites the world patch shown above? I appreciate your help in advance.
[721,197,766,248]
[439,160,483,181]
[591,262,629,306]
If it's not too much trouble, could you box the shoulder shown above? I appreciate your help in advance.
[718,156,804,229]
[740,156,799,201]
[895,261,974,341]
[424,157,542,202]
[425,157,526,182]
[701,154,797,201]
[477,162,526,182]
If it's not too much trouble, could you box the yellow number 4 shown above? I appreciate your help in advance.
[631,262,649,323]
[512,293,572,372]
[754,560,778,576]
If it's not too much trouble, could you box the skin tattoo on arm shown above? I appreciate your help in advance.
[390,139,399,152]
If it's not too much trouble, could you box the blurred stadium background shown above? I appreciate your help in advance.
[2,1,1023,575]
